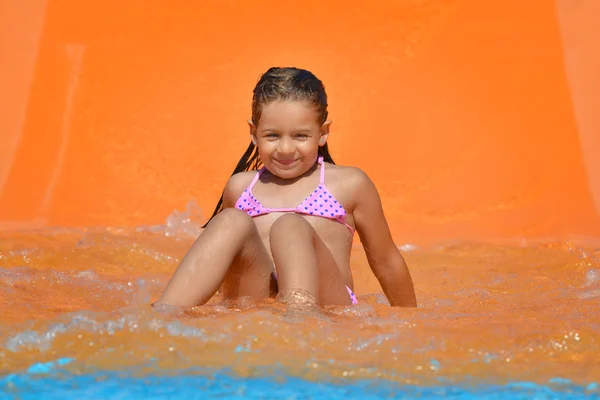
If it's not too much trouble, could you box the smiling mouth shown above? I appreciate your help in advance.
[275,159,297,166]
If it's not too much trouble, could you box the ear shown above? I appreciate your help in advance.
[248,119,258,145]
[319,120,332,146]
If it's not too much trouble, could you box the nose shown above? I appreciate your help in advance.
[277,137,294,154]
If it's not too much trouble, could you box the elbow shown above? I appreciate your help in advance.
[375,251,409,279]
[375,252,417,308]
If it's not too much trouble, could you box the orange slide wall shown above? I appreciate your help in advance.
[1,1,599,243]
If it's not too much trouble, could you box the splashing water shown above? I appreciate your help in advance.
[1,205,599,398]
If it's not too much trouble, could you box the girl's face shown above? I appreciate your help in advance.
[251,100,330,179]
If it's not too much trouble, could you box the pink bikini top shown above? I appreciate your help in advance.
[234,157,354,234]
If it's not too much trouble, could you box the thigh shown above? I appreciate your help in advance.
[312,232,353,306]
[220,225,276,301]
[269,214,352,306]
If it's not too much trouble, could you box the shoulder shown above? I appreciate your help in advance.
[324,163,379,208]
[223,170,258,207]
[225,170,257,191]
[325,163,375,191]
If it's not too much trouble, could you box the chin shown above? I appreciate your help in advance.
[271,168,301,179]
[265,158,316,179]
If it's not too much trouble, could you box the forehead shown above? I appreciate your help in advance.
[258,100,319,129]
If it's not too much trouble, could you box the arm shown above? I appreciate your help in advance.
[222,175,243,209]
[223,171,255,208]
[351,169,417,307]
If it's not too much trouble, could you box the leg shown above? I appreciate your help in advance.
[155,208,273,307]
[269,214,352,306]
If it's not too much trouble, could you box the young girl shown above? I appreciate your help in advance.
[155,67,417,308]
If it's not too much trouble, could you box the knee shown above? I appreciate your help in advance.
[269,214,312,243]
[210,207,255,234]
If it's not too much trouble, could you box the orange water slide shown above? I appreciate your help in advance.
[1,1,599,243]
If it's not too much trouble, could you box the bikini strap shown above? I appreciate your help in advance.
[247,167,264,190]
[318,156,325,184]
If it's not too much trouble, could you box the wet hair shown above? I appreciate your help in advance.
[202,67,335,228]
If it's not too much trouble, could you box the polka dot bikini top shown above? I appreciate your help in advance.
[234,157,354,234]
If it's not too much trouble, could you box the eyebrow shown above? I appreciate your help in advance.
[261,128,312,133]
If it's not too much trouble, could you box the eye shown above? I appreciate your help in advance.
[295,134,309,140]
[265,133,279,139]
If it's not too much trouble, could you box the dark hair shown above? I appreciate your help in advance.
[202,67,335,228]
